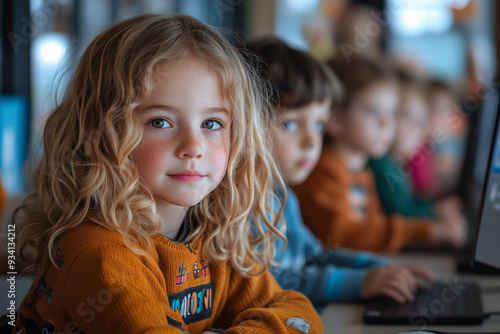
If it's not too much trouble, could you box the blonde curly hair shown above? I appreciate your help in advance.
[16,14,286,281]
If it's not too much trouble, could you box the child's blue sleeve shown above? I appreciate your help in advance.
[272,247,391,304]
[320,249,391,302]
[272,187,391,304]
[322,248,391,269]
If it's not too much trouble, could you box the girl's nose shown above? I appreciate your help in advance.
[301,129,316,149]
[176,131,204,159]
[379,115,388,128]
[380,114,394,130]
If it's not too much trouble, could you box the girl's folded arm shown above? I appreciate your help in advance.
[219,266,323,334]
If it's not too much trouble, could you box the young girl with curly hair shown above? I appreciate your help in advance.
[13,15,322,334]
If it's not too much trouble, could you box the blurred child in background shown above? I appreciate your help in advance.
[294,54,466,252]
[368,70,466,227]
[244,37,435,306]
[411,79,468,199]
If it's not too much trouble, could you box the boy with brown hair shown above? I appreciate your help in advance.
[244,38,435,305]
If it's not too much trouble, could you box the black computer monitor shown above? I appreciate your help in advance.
[472,92,500,271]
[460,85,499,219]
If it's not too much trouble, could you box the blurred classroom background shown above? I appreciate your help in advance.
[0,0,498,196]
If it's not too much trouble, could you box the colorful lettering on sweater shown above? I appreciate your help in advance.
[168,283,213,324]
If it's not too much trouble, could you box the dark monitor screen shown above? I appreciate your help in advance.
[473,88,499,185]
[473,96,500,271]
[461,87,499,218]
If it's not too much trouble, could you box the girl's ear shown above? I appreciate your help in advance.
[326,109,344,137]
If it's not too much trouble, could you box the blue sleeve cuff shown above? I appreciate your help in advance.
[352,251,391,269]
[325,269,368,302]
[323,248,391,269]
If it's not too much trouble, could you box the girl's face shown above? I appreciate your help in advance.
[133,57,230,207]
[333,81,398,158]
[429,90,465,134]
[272,100,331,186]
[393,89,428,159]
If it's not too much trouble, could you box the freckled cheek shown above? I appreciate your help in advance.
[209,140,230,182]
[133,138,174,176]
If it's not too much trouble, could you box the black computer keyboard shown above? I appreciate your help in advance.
[363,281,484,325]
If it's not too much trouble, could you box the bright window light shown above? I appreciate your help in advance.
[388,0,464,36]
[285,0,319,15]
[35,34,67,64]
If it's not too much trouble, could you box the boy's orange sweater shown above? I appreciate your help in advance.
[14,222,322,333]
[293,148,433,252]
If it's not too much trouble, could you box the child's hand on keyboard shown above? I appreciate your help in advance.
[361,265,435,303]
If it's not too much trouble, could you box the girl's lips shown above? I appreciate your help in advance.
[297,159,315,168]
[168,170,205,182]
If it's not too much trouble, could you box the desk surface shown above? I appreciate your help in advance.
[320,251,500,333]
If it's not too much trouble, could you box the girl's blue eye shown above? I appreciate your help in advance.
[312,122,325,133]
[150,119,171,129]
[283,121,298,132]
[202,120,222,130]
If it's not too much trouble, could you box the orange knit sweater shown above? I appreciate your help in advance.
[14,222,322,333]
[293,148,433,252]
